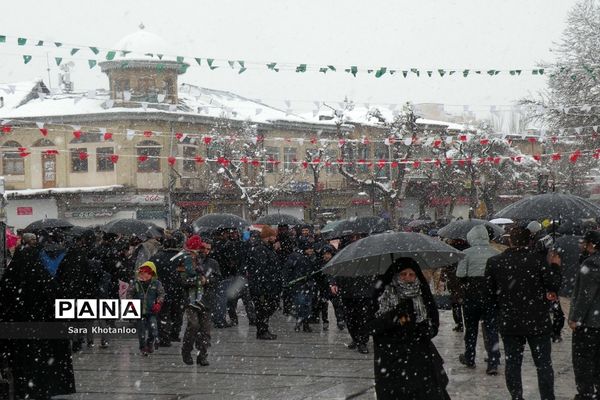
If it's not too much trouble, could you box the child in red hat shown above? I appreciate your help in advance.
[127,261,165,356]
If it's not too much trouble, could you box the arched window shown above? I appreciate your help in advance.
[2,140,24,175]
[32,138,56,147]
[136,140,161,173]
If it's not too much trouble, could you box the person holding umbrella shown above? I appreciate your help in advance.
[370,258,450,400]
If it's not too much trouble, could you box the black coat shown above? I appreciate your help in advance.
[149,249,186,302]
[485,247,561,336]
[0,247,76,399]
[285,251,318,294]
[554,235,582,297]
[369,262,449,400]
[244,241,283,297]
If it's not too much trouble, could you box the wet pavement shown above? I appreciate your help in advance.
[57,307,577,400]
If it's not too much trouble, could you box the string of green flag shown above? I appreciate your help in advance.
[0,33,593,79]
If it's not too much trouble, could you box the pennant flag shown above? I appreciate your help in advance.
[302,161,309,169]
[23,55,32,64]
[391,161,399,168]
[17,38,27,46]
[19,151,30,158]
[44,150,59,155]
[551,153,561,161]
[375,67,387,78]
[319,67,328,73]
[527,137,537,143]
[433,139,442,148]
[0,35,5,43]
[88,60,97,69]
[296,64,307,73]
[103,132,113,141]
[55,57,62,66]
[110,154,119,164]
[126,129,135,140]
[411,68,420,77]
[138,155,149,163]
[402,71,408,78]
[251,159,260,167]
[175,132,184,141]
[479,138,489,145]
[39,128,48,136]
[207,59,218,70]
[79,151,89,161]
[463,69,470,77]
[228,60,235,69]
[195,156,205,164]
[533,154,542,161]
[70,48,79,55]
[143,130,153,138]
[438,69,446,77]
[1,125,11,133]
[238,61,247,74]
[345,66,358,77]
[157,54,163,60]
[427,71,432,77]
[89,46,99,55]
[73,130,82,139]
[267,62,279,72]
[106,51,116,60]
[570,150,581,163]
[413,160,421,168]
[203,136,212,145]
[168,156,176,166]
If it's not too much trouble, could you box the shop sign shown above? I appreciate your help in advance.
[65,210,114,219]
[81,194,164,205]
[17,207,33,215]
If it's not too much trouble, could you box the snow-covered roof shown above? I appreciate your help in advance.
[0,82,308,125]
[304,105,472,131]
[5,185,123,198]
[0,80,48,112]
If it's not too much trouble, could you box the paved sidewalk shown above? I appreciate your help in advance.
[57,309,577,399]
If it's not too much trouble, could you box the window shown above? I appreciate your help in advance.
[32,138,55,147]
[374,143,390,179]
[97,147,114,172]
[71,147,88,172]
[183,145,197,172]
[357,144,369,173]
[283,147,297,172]
[2,141,24,175]
[115,79,130,100]
[325,149,338,174]
[137,140,161,173]
[265,147,280,173]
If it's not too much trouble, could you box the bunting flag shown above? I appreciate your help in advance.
[1,32,598,79]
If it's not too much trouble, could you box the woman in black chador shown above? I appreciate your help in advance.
[370,258,451,400]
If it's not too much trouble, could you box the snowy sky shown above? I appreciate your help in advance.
[0,0,578,116]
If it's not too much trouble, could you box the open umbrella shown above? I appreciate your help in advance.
[321,216,390,239]
[322,232,464,277]
[438,219,504,241]
[255,214,303,226]
[494,193,600,222]
[407,219,435,229]
[24,218,74,232]
[101,219,158,238]
[192,213,249,233]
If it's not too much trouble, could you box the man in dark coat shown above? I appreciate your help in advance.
[333,233,377,354]
[568,230,600,399]
[486,225,562,400]
[244,226,283,340]
[0,229,83,399]
[148,231,186,346]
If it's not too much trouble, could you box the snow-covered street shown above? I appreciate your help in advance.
[56,307,576,400]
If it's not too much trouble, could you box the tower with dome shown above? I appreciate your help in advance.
[99,24,188,106]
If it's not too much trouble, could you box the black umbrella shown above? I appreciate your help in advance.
[323,232,464,277]
[101,219,159,238]
[255,214,303,226]
[494,193,600,222]
[322,216,390,239]
[24,218,74,232]
[192,213,249,233]
[407,219,435,229]
[438,219,504,241]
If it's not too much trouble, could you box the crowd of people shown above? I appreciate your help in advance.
[0,217,599,399]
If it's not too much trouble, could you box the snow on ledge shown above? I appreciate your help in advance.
[5,185,124,198]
